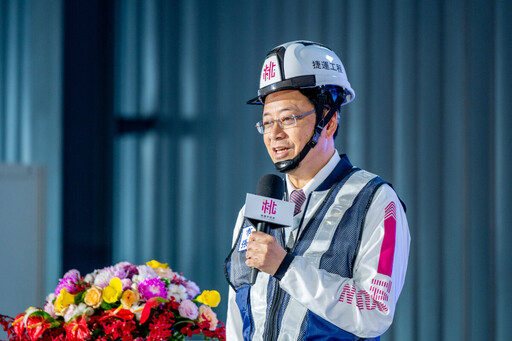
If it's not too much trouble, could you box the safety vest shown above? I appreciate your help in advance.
[225,156,386,340]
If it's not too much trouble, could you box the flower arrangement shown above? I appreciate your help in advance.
[0,260,225,341]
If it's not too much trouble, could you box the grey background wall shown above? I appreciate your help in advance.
[1,0,511,340]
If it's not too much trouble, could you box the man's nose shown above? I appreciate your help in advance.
[268,121,285,138]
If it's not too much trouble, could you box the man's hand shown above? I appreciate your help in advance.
[245,231,287,275]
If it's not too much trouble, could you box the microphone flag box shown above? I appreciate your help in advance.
[244,193,294,227]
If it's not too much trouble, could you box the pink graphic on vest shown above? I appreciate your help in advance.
[339,283,356,304]
[377,202,397,276]
[339,284,388,312]
[370,278,392,302]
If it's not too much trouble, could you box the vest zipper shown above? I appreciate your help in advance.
[264,281,285,341]
[263,227,287,340]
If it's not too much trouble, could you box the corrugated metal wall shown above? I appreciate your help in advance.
[1,1,511,339]
[0,0,62,293]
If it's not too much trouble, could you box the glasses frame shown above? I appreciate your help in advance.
[255,109,316,135]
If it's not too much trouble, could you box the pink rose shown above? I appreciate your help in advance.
[198,305,218,331]
[178,300,199,319]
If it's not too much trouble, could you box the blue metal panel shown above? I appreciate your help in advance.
[0,0,63,299]
[466,0,494,339]
[495,0,512,338]
[440,0,467,339]
[388,0,419,339]
[416,0,443,340]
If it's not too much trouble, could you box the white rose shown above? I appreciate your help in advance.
[167,284,187,302]
[63,304,78,322]
[84,273,95,283]
[77,303,94,317]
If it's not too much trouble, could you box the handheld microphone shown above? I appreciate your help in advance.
[247,174,288,285]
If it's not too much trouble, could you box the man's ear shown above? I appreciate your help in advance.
[324,111,338,139]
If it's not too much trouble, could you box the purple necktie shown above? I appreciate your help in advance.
[290,189,306,216]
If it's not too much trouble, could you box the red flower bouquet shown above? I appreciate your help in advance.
[0,260,225,340]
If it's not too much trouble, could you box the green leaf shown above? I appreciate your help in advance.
[100,301,119,310]
[74,291,85,305]
[152,297,169,304]
[27,311,61,328]
[170,330,185,341]
[28,311,53,319]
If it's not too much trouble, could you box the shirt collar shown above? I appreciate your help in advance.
[285,150,341,198]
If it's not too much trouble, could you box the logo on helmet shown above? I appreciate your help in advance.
[262,61,276,82]
[259,55,282,89]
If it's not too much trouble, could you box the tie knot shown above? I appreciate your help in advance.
[290,189,306,216]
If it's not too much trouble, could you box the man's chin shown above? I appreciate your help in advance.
[272,156,291,165]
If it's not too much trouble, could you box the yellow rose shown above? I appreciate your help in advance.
[146,260,169,269]
[84,286,103,308]
[103,277,123,303]
[120,289,140,309]
[54,288,76,313]
[196,290,221,308]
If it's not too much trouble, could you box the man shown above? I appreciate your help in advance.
[225,41,410,340]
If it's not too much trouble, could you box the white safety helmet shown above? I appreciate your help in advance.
[248,41,355,174]
[247,40,355,105]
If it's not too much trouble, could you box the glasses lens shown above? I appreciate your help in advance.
[256,114,300,134]
[258,120,274,134]
[279,114,296,128]
[256,122,263,134]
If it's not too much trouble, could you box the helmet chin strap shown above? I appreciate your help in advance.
[274,94,345,173]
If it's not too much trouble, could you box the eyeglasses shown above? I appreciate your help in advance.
[255,109,316,135]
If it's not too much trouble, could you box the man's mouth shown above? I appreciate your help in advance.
[273,146,292,159]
